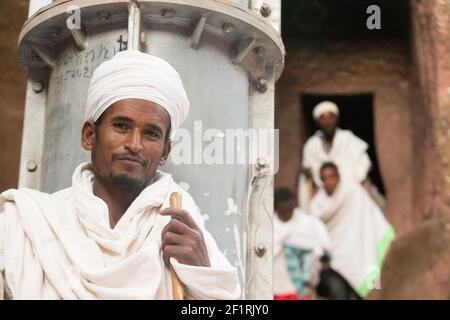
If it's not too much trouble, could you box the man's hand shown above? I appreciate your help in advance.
[160,208,211,268]
[303,168,313,179]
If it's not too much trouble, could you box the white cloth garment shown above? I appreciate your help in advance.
[273,208,330,258]
[85,50,190,139]
[302,128,372,187]
[0,163,240,300]
[273,208,330,295]
[312,101,339,120]
[309,182,395,297]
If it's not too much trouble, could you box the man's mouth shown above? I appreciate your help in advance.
[115,155,146,166]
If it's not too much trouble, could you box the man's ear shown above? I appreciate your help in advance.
[81,121,96,151]
[159,140,171,165]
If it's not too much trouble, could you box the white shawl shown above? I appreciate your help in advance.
[0,163,240,300]
[309,182,394,297]
[302,128,372,187]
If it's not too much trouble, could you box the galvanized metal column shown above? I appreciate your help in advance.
[245,0,281,299]
[18,0,53,189]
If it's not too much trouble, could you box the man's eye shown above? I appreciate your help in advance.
[144,130,159,138]
[113,123,128,130]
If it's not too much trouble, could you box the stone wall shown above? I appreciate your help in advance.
[409,0,450,227]
[369,0,450,299]
[0,0,28,191]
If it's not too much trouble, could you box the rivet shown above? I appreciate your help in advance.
[260,3,272,17]
[255,244,267,257]
[32,81,44,93]
[26,160,38,172]
[222,23,234,34]
[161,8,175,18]
[256,78,268,93]
[97,11,110,21]
[257,157,268,169]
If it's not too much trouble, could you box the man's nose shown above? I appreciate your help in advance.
[125,128,143,153]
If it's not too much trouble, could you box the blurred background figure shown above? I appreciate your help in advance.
[310,162,395,298]
[303,101,371,186]
[273,187,329,299]
[300,101,385,210]
[273,186,366,300]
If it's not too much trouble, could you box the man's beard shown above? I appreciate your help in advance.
[90,141,151,191]
[91,164,152,192]
[108,173,149,191]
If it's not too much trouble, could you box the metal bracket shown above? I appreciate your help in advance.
[30,43,56,69]
[189,16,207,50]
[127,0,142,50]
[233,38,268,87]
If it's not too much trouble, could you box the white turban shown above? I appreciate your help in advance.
[312,101,339,121]
[85,50,190,139]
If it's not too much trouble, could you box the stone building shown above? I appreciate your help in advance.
[275,0,450,299]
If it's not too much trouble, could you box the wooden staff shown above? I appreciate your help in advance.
[169,192,185,300]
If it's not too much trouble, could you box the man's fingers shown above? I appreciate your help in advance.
[161,231,184,249]
[161,218,193,236]
[160,207,208,268]
[162,244,186,267]
[160,208,199,230]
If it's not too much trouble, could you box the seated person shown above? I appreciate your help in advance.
[0,50,240,300]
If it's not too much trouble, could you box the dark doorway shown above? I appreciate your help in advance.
[301,94,385,195]
[281,0,410,41]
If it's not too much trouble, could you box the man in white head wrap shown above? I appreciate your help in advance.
[0,50,240,300]
[299,101,373,209]
[85,50,189,140]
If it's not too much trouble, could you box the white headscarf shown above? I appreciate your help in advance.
[85,50,190,139]
[313,101,339,121]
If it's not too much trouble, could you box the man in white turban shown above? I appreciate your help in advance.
[0,50,240,300]
[301,101,372,195]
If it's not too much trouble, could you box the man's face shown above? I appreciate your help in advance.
[82,98,171,190]
[317,112,338,137]
[320,167,340,196]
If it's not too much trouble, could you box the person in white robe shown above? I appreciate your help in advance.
[309,162,395,298]
[273,187,330,300]
[302,101,372,188]
[0,50,240,300]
